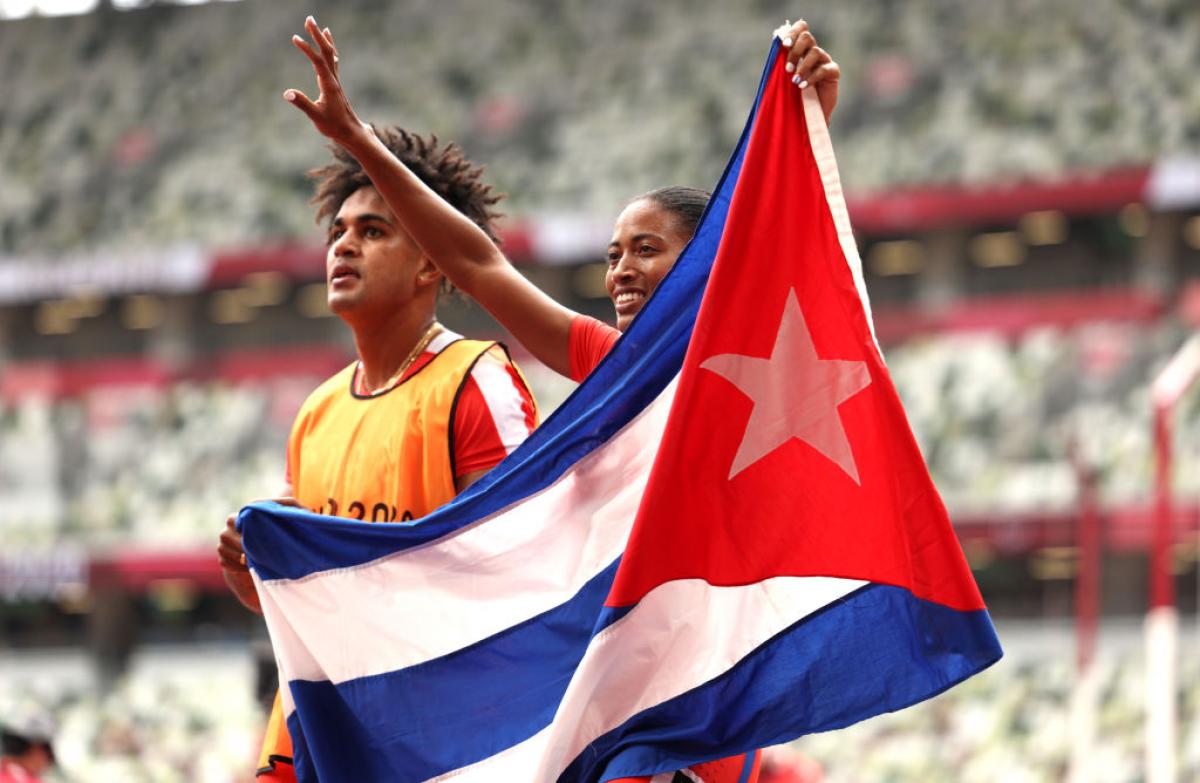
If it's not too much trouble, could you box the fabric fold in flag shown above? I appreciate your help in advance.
[241,38,1002,783]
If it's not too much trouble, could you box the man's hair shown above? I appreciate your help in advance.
[637,186,711,238]
[309,125,503,243]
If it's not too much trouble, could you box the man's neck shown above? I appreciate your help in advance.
[348,305,438,392]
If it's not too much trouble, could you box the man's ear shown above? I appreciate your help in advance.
[414,255,443,288]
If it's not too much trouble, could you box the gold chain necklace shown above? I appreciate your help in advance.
[356,321,443,396]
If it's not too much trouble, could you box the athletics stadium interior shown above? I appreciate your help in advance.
[0,0,1199,780]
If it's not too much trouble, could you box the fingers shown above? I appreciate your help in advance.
[217,546,248,572]
[808,60,841,87]
[778,19,810,71]
[283,87,320,120]
[219,513,247,570]
[287,17,352,127]
[785,30,818,76]
[217,525,248,572]
[778,20,837,102]
[775,18,808,49]
[795,46,832,87]
[218,499,296,573]
[324,27,339,76]
[304,15,338,72]
[292,20,338,89]
[291,33,327,77]
[219,524,243,550]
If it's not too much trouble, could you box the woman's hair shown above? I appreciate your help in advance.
[637,186,711,238]
[309,125,503,243]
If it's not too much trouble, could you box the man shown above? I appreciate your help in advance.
[217,124,538,781]
[0,713,55,783]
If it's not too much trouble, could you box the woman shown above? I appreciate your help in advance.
[285,14,840,783]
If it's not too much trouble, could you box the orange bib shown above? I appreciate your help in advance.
[289,338,498,521]
[258,338,496,777]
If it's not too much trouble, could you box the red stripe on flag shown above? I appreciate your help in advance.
[609,48,986,613]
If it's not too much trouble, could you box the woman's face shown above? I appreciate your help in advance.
[605,199,692,332]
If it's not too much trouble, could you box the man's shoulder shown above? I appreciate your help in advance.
[435,335,499,363]
[413,331,502,382]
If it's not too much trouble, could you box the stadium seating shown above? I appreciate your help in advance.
[799,627,1200,783]
[1,645,261,782]
[888,319,1200,513]
[2,624,1196,782]
[1,316,1196,548]
[0,376,303,550]
[1,0,1197,255]
[2,5,1197,781]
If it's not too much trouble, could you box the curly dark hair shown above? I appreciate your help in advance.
[308,125,504,243]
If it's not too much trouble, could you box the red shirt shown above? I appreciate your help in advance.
[568,315,621,382]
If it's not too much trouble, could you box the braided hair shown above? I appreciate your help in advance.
[637,186,711,238]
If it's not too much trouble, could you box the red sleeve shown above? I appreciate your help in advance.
[452,346,539,478]
[607,751,759,783]
[568,315,621,382]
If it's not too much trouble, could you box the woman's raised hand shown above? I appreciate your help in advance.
[775,19,840,126]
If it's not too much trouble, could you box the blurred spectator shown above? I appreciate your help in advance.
[0,709,56,783]
[0,0,1196,256]
[2,624,1194,782]
[7,314,1198,549]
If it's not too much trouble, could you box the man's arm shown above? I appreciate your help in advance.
[285,17,578,378]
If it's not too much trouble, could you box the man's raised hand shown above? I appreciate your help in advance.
[284,15,370,148]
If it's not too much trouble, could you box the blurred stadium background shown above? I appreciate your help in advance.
[1,0,1198,780]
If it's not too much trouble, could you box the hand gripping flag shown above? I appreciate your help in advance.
[241,39,1002,783]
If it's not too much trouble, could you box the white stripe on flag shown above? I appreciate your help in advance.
[256,378,679,688]
[430,576,865,782]
[799,87,877,349]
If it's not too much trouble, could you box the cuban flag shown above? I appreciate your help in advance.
[241,38,1002,783]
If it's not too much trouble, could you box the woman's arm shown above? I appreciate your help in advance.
[286,17,578,378]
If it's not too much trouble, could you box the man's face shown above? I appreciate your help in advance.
[325,186,436,320]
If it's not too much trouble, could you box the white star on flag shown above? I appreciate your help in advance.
[700,289,872,482]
